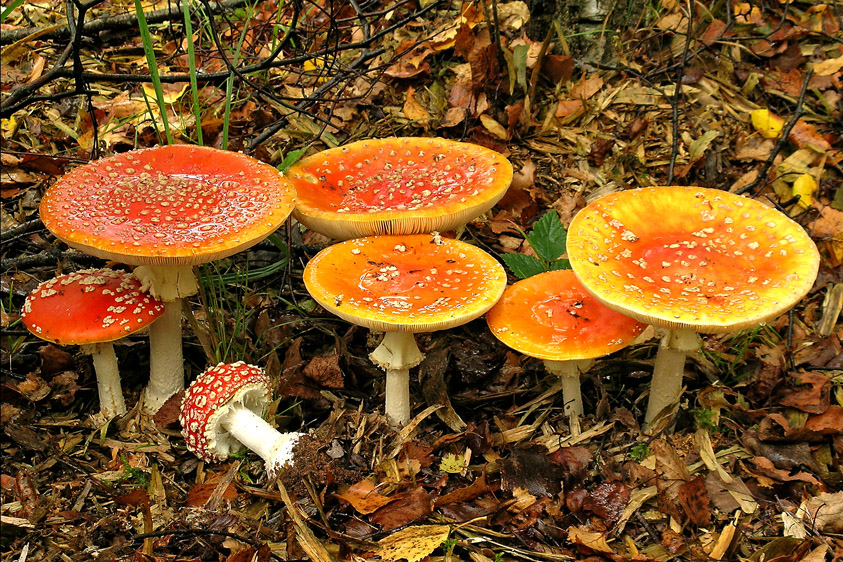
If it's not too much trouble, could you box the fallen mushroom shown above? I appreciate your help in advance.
[287,137,513,240]
[39,145,297,412]
[21,269,164,418]
[486,269,646,430]
[567,186,820,428]
[180,362,301,474]
[303,233,507,427]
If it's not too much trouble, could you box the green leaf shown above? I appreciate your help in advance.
[527,210,567,262]
[278,147,308,173]
[501,254,547,279]
[547,258,572,271]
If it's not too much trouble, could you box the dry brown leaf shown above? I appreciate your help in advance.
[800,492,843,532]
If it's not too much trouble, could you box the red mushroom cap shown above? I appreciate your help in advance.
[21,268,164,345]
[486,270,647,361]
[179,362,271,462]
[288,137,512,240]
[303,234,508,333]
[567,186,820,332]
[40,145,296,266]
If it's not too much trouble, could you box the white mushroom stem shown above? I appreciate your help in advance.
[369,331,425,428]
[644,328,701,428]
[543,358,595,418]
[134,265,198,412]
[220,406,301,474]
[80,342,127,418]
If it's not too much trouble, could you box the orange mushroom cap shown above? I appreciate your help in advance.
[303,234,507,332]
[486,270,647,361]
[21,268,164,345]
[288,137,512,240]
[40,145,296,266]
[567,186,820,332]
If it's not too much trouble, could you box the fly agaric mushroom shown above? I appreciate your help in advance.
[567,186,820,428]
[287,137,513,240]
[303,233,507,427]
[486,269,646,428]
[21,269,164,418]
[39,145,296,412]
[180,362,301,474]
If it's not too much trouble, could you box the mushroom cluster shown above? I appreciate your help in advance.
[39,145,297,412]
[292,137,515,427]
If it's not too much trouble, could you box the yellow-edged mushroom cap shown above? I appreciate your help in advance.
[289,137,512,240]
[567,186,820,332]
[303,234,507,332]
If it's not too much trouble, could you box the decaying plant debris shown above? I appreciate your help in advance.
[1,0,842,560]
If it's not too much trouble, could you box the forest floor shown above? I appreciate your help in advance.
[1,0,842,560]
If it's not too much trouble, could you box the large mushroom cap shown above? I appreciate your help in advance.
[303,234,507,332]
[40,145,296,266]
[22,268,164,345]
[288,137,513,240]
[486,270,647,361]
[567,186,820,332]
[179,362,271,462]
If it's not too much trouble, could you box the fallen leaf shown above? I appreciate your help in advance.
[800,492,843,532]
[403,87,431,123]
[777,372,830,414]
[813,55,843,76]
[370,487,432,530]
[751,109,784,139]
[678,476,711,526]
[378,525,449,562]
[336,479,394,515]
[567,526,614,554]
[303,353,344,388]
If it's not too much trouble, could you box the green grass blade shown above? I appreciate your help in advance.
[182,0,203,145]
[135,0,173,144]
[0,0,26,24]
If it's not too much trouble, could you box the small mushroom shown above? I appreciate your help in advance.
[288,137,513,240]
[486,269,646,431]
[303,233,507,427]
[179,362,301,474]
[39,145,297,412]
[21,269,164,418]
[567,186,820,428]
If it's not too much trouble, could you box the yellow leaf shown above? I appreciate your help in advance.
[567,526,614,554]
[378,525,450,562]
[751,109,784,139]
[813,56,843,77]
[792,174,817,209]
[440,453,465,474]
[480,114,508,140]
[141,82,189,105]
[1,116,18,136]
[403,87,430,123]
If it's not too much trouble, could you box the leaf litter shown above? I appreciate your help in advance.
[1,0,842,560]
